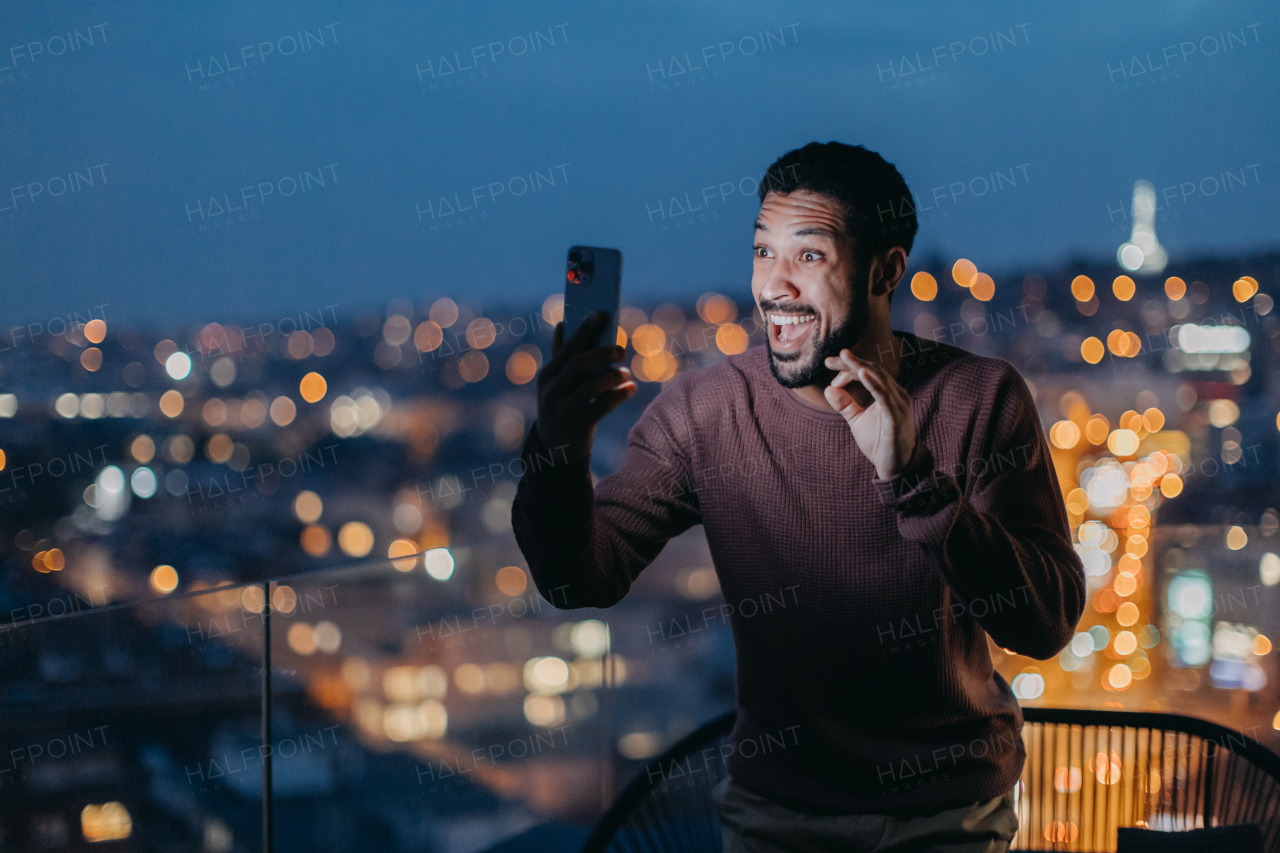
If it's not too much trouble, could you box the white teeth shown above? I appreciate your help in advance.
[772,313,815,342]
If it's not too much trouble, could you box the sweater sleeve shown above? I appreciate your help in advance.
[510,395,702,610]
[871,363,1086,660]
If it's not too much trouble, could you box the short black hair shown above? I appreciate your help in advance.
[758,142,917,301]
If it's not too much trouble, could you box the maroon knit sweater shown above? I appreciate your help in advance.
[511,330,1085,816]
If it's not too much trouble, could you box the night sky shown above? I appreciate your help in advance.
[3,0,1277,324]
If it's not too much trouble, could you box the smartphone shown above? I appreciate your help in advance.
[562,245,622,353]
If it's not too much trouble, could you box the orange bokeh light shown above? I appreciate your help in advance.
[910,272,937,301]
[1112,275,1136,301]
[1070,276,1095,301]
[299,372,327,403]
[970,273,995,301]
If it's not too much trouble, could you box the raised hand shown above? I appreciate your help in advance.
[535,311,637,465]
[822,349,916,480]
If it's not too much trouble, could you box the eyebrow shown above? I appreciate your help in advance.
[754,220,836,240]
[793,226,836,239]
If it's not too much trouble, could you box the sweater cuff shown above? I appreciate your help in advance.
[871,442,960,518]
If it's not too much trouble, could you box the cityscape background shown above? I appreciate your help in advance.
[2,1,1280,852]
[3,251,1279,851]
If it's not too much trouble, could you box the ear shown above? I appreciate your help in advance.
[869,247,909,298]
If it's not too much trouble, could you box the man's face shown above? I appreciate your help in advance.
[752,190,869,389]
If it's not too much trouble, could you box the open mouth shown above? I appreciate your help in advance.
[768,312,817,349]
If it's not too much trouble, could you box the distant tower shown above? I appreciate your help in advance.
[1117,180,1168,274]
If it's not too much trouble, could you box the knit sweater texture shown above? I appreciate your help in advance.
[511,330,1086,816]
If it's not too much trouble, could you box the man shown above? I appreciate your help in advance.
[511,141,1085,852]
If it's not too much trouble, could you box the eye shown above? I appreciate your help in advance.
[754,246,771,259]
[801,251,821,262]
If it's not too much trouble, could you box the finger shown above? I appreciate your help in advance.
[828,350,870,388]
[856,365,895,411]
[540,323,563,393]
[545,311,607,376]
[824,383,865,418]
[552,345,627,398]
[545,355,618,410]
[544,338,620,400]
[840,349,880,378]
[843,350,902,391]
[837,351,904,405]
[572,365,634,403]
[836,348,879,370]
[564,367,634,410]
[543,322,566,386]
[584,384,638,419]
[828,368,859,390]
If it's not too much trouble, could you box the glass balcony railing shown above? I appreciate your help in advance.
[0,518,741,853]
[2,574,267,850]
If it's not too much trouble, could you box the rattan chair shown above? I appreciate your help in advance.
[582,707,1280,852]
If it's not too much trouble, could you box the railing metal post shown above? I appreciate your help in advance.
[601,618,614,811]
[1203,738,1216,828]
[262,581,273,853]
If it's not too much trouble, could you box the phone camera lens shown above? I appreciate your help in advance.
[568,250,582,264]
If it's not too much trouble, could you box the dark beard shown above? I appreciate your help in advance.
[767,264,870,389]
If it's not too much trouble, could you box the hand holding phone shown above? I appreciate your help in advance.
[534,247,635,465]
[535,312,636,465]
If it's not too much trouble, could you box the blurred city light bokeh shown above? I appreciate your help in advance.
[3,248,1277,849]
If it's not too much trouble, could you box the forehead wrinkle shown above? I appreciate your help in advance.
[791,226,837,240]
[756,215,841,237]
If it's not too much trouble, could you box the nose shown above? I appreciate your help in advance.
[758,257,802,309]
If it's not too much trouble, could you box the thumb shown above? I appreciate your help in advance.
[824,384,864,420]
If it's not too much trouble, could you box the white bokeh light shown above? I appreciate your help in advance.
[94,465,130,521]
[424,548,454,581]
[165,351,192,380]
[130,467,157,498]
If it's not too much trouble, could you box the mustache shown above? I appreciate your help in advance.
[759,303,817,316]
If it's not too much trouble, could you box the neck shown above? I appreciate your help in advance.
[788,324,902,411]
